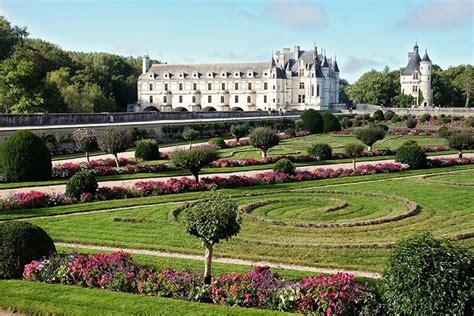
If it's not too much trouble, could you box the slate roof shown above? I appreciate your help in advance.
[402,51,421,75]
[421,50,431,62]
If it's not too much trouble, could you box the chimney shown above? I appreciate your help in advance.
[294,46,300,58]
[142,55,150,74]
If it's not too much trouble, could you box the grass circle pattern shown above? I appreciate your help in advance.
[420,170,474,187]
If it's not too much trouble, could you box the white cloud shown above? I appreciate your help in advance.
[263,0,327,29]
[342,56,385,74]
[396,0,473,30]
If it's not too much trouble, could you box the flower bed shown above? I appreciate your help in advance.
[333,128,437,136]
[23,252,380,314]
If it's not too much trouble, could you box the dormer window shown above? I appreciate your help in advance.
[179,72,184,78]
[413,72,419,80]
[193,72,198,78]
[164,72,169,79]
[221,72,227,78]
[207,72,214,78]
[149,74,153,79]
[234,72,240,78]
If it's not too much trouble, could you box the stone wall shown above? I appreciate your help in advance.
[354,104,474,117]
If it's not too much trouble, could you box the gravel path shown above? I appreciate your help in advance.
[1,153,472,199]
[56,242,382,279]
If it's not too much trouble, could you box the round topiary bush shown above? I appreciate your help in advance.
[249,127,280,158]
[418,113,431,123]
[0,221,56,279]
[437,126,452,138]
[383,232,473,315]
[395,142,426,169]
[372,110,384,121]
[384,110,395,121]
[135,139,160,161]
[0,130,52,182]
[208,137,227,149]
[391,115,402,123]
[308,143,332,160]
[322,112,341,132]
[230,124,247,141]
[273,158,296,175]
[406,118,417,129]
[65,170,98,199]
[300,109,324,134]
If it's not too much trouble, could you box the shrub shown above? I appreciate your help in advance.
[98,126,131,168]
[208,137,226,149]
[72,128,97,162]
[0,221,56,279]
[249,127,280,158]
[273,159,295,175]
[383,232,473,315]
[418,113,431,123]
[406,118,417,129]
[65,170,98,199]
[390,115,401,123]
[135,139,160,161]
[182,128,199,148]
[354,127,386,153]
[384,110,395,120]
[341,117,352,128]
[308,143,332,160]
[294,119,304,131]
[344,143,364,170]
[464,117,474,128]
[447,133,474,160]
[182,192,241,284]
[437,126,452,138]
[321,112,341,132]
[0,130,52,182]
[170,146,218,181]
[395,142,426,169]
[352,118,362,127]
[372,110,384,121]
[300,109,324,134]
[441,117,451,124]
[230,124,247,141]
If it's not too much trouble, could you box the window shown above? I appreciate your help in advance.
[273,85,276,90]
[248,83,252,90]
[300,69,304,76]
[311,85,314,96]
[208,83,212,90]
[221,83,225,90]
[263,95,267,103]
[179,83,183,91]
[412,97,417,106]
[247,96,251,103]
[193,83,197,90]
[164,84,168,91]
[412,85,418,93]
[149,96,153,103]
[299,82,304,89]
[221,96,224,103]
[163,96,167,103]
[179,96,183,103]
[208,95,212,103]
[149,84,153,91]
[235,95,239,103]
[192,96,196,103]
[264,82,268,90]
[317,85,320,97]
[413,72,419,80]
[235,83,239,90]
[298,95,305,103]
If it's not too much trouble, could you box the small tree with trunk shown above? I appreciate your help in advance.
[447,134,473,160]
[182,192,241,284]
[72,128,97,162]
[249,127,280,158]
[230,124,247,142]
[182,128,200,149]
[344,143,365,170]
[97,126,131,168]
[354,127,386,153]
[170,146,218,181]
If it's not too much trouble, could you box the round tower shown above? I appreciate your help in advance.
[419,49,433,107]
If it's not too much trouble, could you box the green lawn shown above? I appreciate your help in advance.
[9,165,472,273]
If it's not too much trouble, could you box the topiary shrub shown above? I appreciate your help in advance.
[182,128,200,149]
[418,113,431,123]
[135,139,160,161]
[230,124,247,141]
[447,133,474,160]
[98,126,131,168]
[372,110,384,121]
[300,109,324,134]
[390,115,402,123]
[0,221,56,279]
[344,143,365,170]
[437,126,452,138]
[170,146,218,181]
[383,232,473,315]
[322,112,341,132]
[249,127,280,158]
[273,158,296,175]
[72,128,97,163]
[406,118,417,129]
[0,130,52,182]
[395,142,426,169]
[354,127,386,153]
[384,110,395,121]
[65,170,98,199]
[352,118,362,127]
[208,137,227,149]
[308,143,332,160]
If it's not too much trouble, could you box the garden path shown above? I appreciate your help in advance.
[1,153,472,199]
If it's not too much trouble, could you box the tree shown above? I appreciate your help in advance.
[321,112,341,132]
[452,65,473,107]
[344,143,364,170]
[418,90,424,106]
[395,93,412,108]
[249,127,280,158]
[170,146,218,181]
[182,192,241,284]
[395,142,426,169]
[97,126,131,168]
[338,79,352,106]
[447,134,473,160]
[354,127,386,153]
[72,128,97,162]
[182,128,200,149]
[300,109,324,133]
[0,16,28,61]
[230,124,247,142]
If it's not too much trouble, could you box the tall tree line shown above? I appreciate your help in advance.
[0,16,160,113]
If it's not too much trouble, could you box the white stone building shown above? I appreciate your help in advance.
[136,46,340,112]
[400,42,433,107]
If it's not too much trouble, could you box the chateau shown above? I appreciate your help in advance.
[136,46,340,112]
[400,42,433,107]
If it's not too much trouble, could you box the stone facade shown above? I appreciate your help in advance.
[136,46,340,112]
[400,42,433,107]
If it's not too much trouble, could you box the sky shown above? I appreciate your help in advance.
[1,0,473,82]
